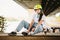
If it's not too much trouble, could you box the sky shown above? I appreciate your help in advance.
[0,0,29,19]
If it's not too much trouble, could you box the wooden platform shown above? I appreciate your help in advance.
[0,33,60,40]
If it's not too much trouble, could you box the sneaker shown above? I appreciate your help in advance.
[8,31,17,36]
[22,32,28,36]
[28,31,34,35]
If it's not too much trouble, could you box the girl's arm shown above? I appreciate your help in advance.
[27,19,34,32]
[36,20,44,27]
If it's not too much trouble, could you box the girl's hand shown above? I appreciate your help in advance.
[27,30,30,33]
[31,28,35,32]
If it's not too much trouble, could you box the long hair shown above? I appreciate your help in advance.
[38,10,43,22]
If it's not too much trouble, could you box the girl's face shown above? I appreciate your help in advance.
[35,9,41,14]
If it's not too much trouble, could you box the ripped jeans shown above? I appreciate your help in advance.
[16,20,43,34]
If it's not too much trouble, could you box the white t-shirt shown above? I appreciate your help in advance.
[33,13,46,23]
[33,13,40,23]
[32,13,46,28]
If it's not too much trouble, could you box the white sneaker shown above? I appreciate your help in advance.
[28,31,34,35]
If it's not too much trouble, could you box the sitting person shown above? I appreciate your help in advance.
[11,4,46,35]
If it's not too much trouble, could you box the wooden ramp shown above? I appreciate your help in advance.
[0,33,60,40]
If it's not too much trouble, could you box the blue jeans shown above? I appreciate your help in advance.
[33,24,43,34]
[16,20,43,34]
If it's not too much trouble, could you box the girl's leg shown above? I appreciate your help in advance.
[33,25,43,34]
[16,20,29,32]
